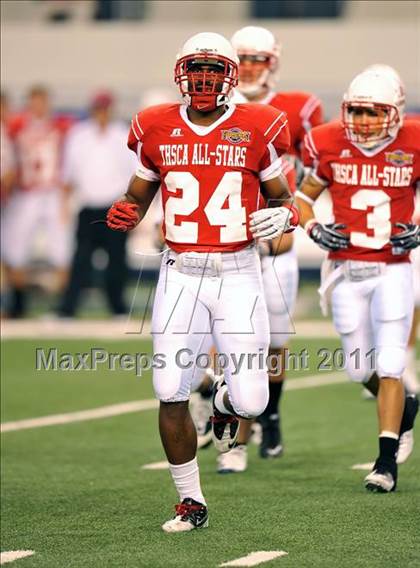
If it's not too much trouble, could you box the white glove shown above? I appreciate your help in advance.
[249,206,295,241]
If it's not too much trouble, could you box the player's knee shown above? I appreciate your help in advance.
[377,347,406,379]
[230,375,269,419]
[345,360,372,384]
[153,371,188,402]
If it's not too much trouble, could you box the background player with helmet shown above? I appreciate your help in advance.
[106,32,299,532]
[1,86,73,318]
[297,68,419,493]
[195,26,323,474]
[360,64,419,398]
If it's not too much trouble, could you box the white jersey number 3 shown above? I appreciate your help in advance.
[350,189,391,249]
[164,171,247,243]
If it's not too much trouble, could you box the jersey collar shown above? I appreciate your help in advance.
[179,103,236,136]
[232,89,275,106]
[351,134,398,157]
[258,91,276,105]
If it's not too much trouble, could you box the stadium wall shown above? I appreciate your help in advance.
[2,20,419,117]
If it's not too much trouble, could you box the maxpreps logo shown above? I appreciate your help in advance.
[385,149,414,167]
[221,127,251,144]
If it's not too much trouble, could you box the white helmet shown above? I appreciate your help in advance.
[342,70,403,147]
[231,26,281,97]
[363,63,405,112]
[174,32,238,112]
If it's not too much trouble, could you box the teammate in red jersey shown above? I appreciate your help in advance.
[297,70,419,493]
[0,92,16,203]
[210,26,324,472]
[363,64,420,397]
[231,26,323,159]
[107,32,298,531]
[1,86,73,317]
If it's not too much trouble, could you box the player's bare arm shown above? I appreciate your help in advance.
[107,175,160,232]
[260,172,292,205]
[249,174,299,241]
[296,173,325,226]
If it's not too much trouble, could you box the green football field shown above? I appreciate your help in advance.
[1,337,419,568]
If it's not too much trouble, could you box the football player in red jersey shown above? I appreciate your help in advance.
[212,26,324,472]
[363,64,420,397]
[0,91,16,203]
[231,26,323,159]
[107,32,298,531]
[296,70,419,493]
[1,86,73,317]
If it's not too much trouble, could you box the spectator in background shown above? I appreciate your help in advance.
[1,92,16,202]
[1,86,72,318]
[1,91,17,317]
[58,92,137,317]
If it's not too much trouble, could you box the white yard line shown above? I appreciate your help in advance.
[351,462,375,471]
[1,400,158,433]
[141,461,169,470]
[0,551,35,565]
[1,319,338,339]
[1,371,347,434]
[285,371,345,391]
[220,551,288,567]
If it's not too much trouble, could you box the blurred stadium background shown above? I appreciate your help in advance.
[1,0,419,320]
[1,3,419,567]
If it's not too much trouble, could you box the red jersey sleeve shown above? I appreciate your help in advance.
[299,94,323,133]
[302,126,333,185]
[253,105,290,182]
[7,113,26,139]
[127,105,174,182]
[404,120,420,185]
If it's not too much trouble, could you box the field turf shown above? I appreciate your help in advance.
[1,337,419,567]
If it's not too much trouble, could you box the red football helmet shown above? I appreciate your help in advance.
[174,32,238,112]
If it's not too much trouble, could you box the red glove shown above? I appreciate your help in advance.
[107,201,140,232]
[283,203,300,233]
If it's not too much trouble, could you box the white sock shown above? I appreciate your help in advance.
[168,457,206,506]
[215,384,233,415]
[379,430,399,440]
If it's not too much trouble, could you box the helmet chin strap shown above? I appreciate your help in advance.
[354,132,394,150]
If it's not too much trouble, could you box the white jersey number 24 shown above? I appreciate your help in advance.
[350,189,391,249]
[164,171,247,244]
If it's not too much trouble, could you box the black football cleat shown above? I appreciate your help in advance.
[259,413,284,458]
[162,498,209,533]
[210,379,239,453]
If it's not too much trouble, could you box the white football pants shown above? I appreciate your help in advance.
[189,248,299,391]
[152,245,270,418]
[1,188,72,268]
[331,262,414,382]
[411,247,420,307]
[261,249,299,349]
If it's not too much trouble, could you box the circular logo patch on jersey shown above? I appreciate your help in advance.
[385,150,414,167]
[221,127,251,144]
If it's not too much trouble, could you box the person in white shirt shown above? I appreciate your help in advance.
[58,92,137,317]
